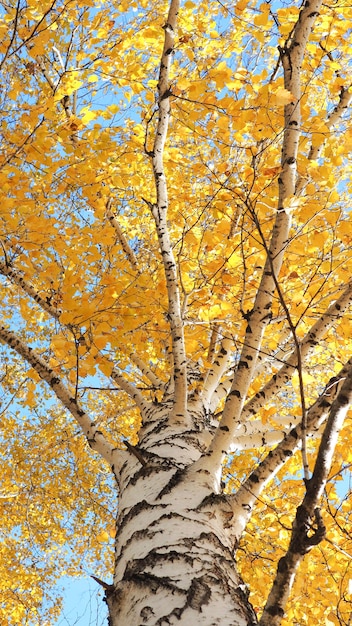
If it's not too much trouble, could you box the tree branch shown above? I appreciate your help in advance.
[229,357,352,541]
[148,0,187,418]
[0,258,150,412]
[194,336,234,408]
[259,365,352,626]
[0,325,129,472]
[296,82,352,194]
[242,280,352,421]
[0,259,61,320]
[110,366,150,413]
[130,354,166,391]
[105,198,140,272]
[192,0,324,476]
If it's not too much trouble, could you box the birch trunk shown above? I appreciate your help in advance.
[106,402,258,626]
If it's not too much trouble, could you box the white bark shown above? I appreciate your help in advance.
[197,336,235,408]
[149,0,188,419]
[190,0,324,479]
[105,198,140,271]
[106,403,258,626]
[130,354,166,390]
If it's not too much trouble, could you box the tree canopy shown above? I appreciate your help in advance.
[0,0,352,624]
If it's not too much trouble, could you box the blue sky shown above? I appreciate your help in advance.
[58,576,107,626]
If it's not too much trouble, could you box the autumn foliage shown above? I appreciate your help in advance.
[0,0,352,624]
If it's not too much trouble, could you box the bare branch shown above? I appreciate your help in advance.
[0,0,21,71]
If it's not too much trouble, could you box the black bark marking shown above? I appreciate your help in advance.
[125,549,195,578]
[187,577,211,611]
[277,556,288,573]
[156,467,184,499]
[267,604,285,617]
[338,393,349,405]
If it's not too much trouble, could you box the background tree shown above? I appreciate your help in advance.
[0,0,352,624]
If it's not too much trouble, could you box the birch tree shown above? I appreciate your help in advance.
[0,0,352,624]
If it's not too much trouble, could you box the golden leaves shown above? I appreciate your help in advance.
[0,0,351,623]
[272,88,296,106]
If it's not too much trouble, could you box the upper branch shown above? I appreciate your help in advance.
[150,0,187,416]
[193,0,323,475]
[110,367,150,413]
[105,198,140,272]
[0,260,61,320]
[130,354,166,391]
[309,85,352,160]
[193,336,234,409]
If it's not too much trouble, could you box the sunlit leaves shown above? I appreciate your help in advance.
[0,0,351,622]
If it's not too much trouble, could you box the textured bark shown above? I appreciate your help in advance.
[103,353,352,626]
[105,403,258,626]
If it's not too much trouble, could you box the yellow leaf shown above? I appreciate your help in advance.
[80,107,97,125]
[254,4,269,26]
[96,530,110,543]
[98,361,114,377]
[273,88,296,105]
